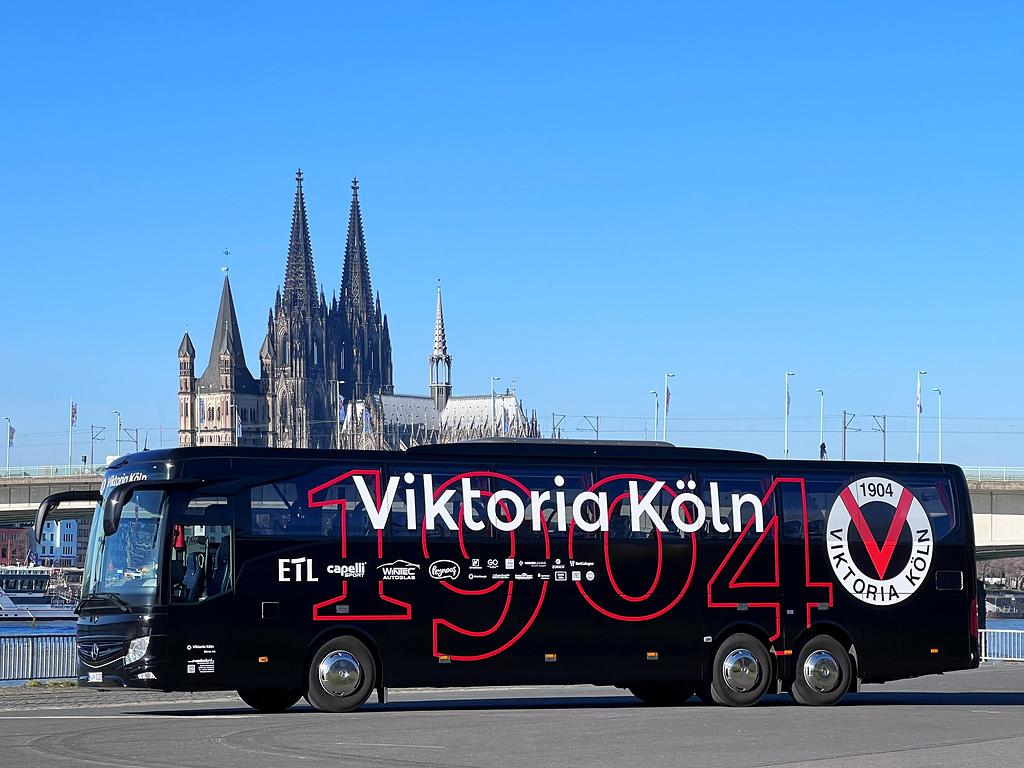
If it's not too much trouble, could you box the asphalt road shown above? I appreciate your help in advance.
[1,666,1023,768]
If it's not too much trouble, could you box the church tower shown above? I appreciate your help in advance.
[178,331,196,446]
[263,169,331,449]
[429,285,452,410]
[329,179,394,402]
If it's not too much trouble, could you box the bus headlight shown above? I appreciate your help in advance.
[125,636,150,665]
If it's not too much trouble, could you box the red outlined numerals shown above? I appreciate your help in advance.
[569,474,697,622]
[786,477,833,627]
[428,472,549,661]
[706,480,782,641]
[309,469,412,622]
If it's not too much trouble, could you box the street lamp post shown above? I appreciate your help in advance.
[916,370,927,462]
[662,372,675,443]
[649,390,659,440]
[112,410,122,457]
[490,376,501,437]
[784,372,795,459]
[933,387,943,463]
[816,388,824,458]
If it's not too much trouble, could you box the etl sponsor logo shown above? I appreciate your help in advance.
[428,560,461,580]
[278,557,318,582]
[327,562,367,578]
[378,560,420,581]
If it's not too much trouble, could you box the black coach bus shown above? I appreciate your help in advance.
[37,440,979,711]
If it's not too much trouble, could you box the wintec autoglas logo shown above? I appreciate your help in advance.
[826,476,934,606]
[378,560,420,581]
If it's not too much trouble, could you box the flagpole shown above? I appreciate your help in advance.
[784,372,795,459]
[916,370,927,462]
[68,399,73,472]
[3,417,10,477]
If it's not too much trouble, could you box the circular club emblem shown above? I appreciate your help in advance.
[826,476,933,606]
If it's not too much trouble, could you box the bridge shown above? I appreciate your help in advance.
[2,464,1023,558]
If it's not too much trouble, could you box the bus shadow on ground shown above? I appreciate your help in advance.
[135,691,1024,717]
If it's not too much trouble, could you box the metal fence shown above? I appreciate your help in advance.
[0,464,106,480]
[980,629,1024,662]
[0,634,77,681]
[962,467,1024,483]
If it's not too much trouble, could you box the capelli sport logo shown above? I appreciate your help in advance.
[378,560,420,581]
[826,477,934,606]
[428,560,461,581]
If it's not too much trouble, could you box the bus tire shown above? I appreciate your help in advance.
[709,633,771,707]
[628,683,694,706]
[789,635,851,706]
[305,635,377,713]
[237,689,301,712]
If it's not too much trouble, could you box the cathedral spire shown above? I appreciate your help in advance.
[341,177,373,319]
[432,282,448,360]
[283,168,317,310]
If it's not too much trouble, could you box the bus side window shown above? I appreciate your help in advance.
[591,469,694,540]
[700,473,775,539]
[246,472,373,540]
[780,479,844,542]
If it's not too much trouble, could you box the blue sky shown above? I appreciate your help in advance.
[0,3,1021,466]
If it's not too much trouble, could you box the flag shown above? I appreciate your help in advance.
[503,409,510,436]
[6,425,13,448]
[362,407,372,434]
[786,386,791,416]
[916,378,923,414]
[70,402,78,427]
[199,398,206,424]
[338,395,346,425]
[235,412,242,440]
[665,386,671,416]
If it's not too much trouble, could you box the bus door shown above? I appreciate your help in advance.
[165,493,236,690]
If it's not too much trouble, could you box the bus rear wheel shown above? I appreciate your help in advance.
[306,636,377,713]
[789,635,851,706]
[628,683,694,706]
[237,689,301,712]
[709,633,771,707]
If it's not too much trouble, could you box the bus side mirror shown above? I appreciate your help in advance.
[103,485,135,536]
[36,491,103,541]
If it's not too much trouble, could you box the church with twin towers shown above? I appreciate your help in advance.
[177,170,539,450]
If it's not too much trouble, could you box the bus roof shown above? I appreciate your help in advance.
[109,440,767,467]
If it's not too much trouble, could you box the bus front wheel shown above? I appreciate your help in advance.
[789,635,851,706]
[306,636,377,713]
[708,633,771,707]
[628,683,694,706]
[237,689,302,712]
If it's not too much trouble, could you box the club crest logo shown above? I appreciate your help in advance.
[826,476,933,606]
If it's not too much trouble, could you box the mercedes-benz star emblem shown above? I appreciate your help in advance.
[90,643,99,661]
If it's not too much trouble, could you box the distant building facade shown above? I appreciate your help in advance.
[0,527,32,566]
[35,519,77,567]
[178,171,538,450]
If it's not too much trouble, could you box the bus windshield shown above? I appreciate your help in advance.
[82,490,165,603]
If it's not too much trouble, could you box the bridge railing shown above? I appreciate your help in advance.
[0,464,106,480]
[0,634,77,681]
[980,629,1024,662]
[962,467,1024,482]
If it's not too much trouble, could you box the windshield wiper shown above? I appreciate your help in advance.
[77,592,131,614]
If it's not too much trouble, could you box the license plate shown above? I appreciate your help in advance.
[88,672,102,683]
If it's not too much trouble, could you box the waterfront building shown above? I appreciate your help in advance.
[0,527,32,566]
[34,519,76,567]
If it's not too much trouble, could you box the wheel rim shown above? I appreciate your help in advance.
[721,649,760,692]
[318,651,362,697]
[802,650,841,693]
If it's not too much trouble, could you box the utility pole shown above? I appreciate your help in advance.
[933,387,943,463]
[490,376,501,437]
[841,410,857,461]
[784,372,795,459]
[90,425,106,466]
[113,410,121,457]
[916,370,927,462]
[649,391,659,440]
[3,416,10,477]
[872,415,887,462]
